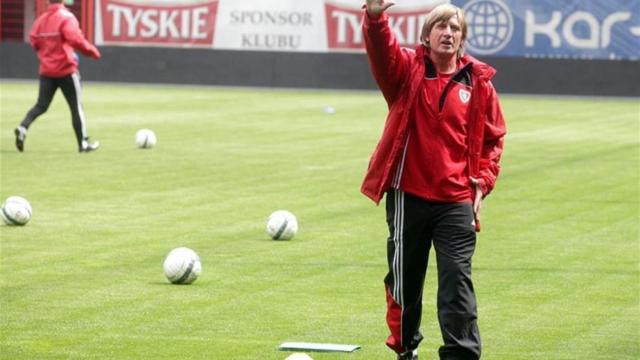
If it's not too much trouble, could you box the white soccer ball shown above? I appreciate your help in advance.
[163,247,201,284]
[1,196,32,226]
[285,353,314,360]
[135,128,157,149]
[266,210,298,240]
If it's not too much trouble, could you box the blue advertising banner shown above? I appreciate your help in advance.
[451,0,640,60]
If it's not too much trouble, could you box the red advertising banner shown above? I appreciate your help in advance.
[325,2,434,51]
[94,0,440,52]
[99,0,219,47]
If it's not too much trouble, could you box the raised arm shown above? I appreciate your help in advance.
[363,0,413,105]
[366,0,395,19]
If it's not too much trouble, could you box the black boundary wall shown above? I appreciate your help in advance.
[1,42,638,97]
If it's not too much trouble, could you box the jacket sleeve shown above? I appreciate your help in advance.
[363,11,412,105]
[30,20,40,51]
[477,81,506,197]
[60,16,101,59]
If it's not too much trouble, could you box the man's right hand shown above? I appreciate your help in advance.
[366,0,395,19]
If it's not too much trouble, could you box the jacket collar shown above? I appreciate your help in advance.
[416,45,496,81]
[460,53,497,80]
[48,3,65,11]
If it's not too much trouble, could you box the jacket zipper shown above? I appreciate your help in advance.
[438,63,472,113]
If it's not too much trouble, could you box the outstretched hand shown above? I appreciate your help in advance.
[366,0,395,19]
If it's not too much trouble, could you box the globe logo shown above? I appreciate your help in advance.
[463,0,514,55]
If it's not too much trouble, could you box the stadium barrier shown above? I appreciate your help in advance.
[1,41,638,97]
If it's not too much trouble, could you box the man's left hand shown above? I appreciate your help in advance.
[470,177,483,218]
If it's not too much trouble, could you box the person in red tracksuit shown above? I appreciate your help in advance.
[15,0,101,153]
[362,1,506,359]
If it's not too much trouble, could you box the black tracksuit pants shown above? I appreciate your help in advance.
[20,73,89,149]
[384,189,481,359]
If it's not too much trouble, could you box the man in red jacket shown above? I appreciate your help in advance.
[362,1,506,359]
[15,0,101,153]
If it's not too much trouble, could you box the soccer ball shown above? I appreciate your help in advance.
[135,128,157,149]
[163,247,201,284]
[266,210,298,240]
[1,196,32,226]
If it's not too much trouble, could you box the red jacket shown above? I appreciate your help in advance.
[361,12,506,206]
[30,3,100,77]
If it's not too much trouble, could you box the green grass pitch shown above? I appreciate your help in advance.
[1,80,638,359]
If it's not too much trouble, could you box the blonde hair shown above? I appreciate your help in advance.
[420,4,467,58]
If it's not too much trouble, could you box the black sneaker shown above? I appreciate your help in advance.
[14,127,26,152]
[398,350,418,360]
[79,138,100,153]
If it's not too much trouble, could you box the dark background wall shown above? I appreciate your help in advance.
[1,42,638,96]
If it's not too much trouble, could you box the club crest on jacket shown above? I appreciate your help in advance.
[459,89,471,103]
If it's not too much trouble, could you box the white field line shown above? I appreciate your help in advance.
[507,112,639,142]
